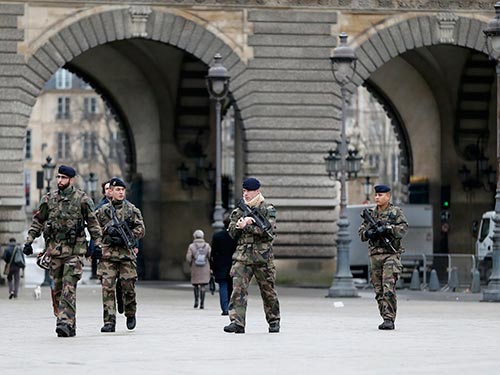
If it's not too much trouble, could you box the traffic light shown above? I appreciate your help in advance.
[441,185,451,209]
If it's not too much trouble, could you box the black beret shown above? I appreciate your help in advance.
[110,177,126,189]
[374,184,391,193]
[242,177,261,191]
[58,165,76,178]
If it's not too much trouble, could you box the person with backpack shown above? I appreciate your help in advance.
[186,229,211,309]
[2,238,24,299]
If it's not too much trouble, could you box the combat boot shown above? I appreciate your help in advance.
[268,322,280,333]
[56,323,73,337]
[378,319,395,330]
[101,323,116,333]
[223,322,245,334]
[126,315,136,330]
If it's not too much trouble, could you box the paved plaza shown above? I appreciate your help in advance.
[0,281,499,375]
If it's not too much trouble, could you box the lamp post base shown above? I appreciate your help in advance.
[481,280,500,302]
[327,277,359,298]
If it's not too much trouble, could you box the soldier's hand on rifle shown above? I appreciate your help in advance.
[376,224,391,235]
[23,242,33,255]
[107,226,119,236]
[364,228,378,240]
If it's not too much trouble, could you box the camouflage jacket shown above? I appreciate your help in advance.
[26,186,102,258]
[95,200,145,261]
[358,203,408,256]
[228,200,276,264]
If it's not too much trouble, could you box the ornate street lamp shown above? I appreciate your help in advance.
[482,2,500,301]
[42,156,56,194]
[362,175,374,202]
[325,32,360,297]
[41,155,55,286]
[87,172,98,201]
[206,53,230,231]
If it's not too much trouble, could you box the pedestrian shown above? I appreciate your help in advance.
[358,184,408,330]
[96,177,145,333]
[210,215,236,315]
[23,165,103,337]
[186,229,211,309]
[224,177,280,334]
[2,238,23,299]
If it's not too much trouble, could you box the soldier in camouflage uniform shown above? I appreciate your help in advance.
[23,165,102,337]
[95,177,145,333]
[358,184,408,330]
[223,177,280,334]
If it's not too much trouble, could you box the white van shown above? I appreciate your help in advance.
[476,211,494,280]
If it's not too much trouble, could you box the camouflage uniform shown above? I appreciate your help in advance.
[95,200,145,327]
[358,203,408,322]
[227,200,280,329]
[26,185,102,333]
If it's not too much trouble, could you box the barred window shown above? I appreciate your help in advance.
[25,129,32,159]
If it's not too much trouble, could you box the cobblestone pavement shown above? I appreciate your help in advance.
[0,282,499,375]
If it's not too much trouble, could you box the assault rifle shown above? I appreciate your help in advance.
[237,199,275,240]
[105,205,136,250]
[361,208,397,253]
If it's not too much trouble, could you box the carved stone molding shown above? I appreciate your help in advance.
[437,12,458,44]
[129,6,152,38]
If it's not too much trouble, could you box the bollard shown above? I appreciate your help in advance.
[470,269,481,293]
[448,267,459,291]
[410,268,420,290]
[429,269,440,291]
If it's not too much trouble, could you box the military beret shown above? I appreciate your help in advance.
[242,177,261,191]
[58,165,76,178]
[374,184,391,193]
[110,177,126,189]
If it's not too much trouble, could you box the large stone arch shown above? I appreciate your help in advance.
[350,13,494,252]
[15,6,248,278]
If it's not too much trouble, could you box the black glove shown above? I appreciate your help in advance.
[110,236,124,246]
[23,242,33,255]
[106,226,119,236]
[93,245,103,259]
[364,228,378,240]
[376,224,389,235]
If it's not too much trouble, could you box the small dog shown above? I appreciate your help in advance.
[33,285,42,300]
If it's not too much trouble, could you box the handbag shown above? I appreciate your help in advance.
[2,263,9,276]
[209,275,216,295]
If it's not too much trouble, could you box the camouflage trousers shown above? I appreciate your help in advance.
[50,255,84,329]
[98,259,137,324]
[369,253,402,321]
[229,260,280,327]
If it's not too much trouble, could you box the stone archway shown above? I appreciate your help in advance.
[17,6,248,279]
[350,13,494,253]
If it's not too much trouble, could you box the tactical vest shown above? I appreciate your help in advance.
[44,188,87,255]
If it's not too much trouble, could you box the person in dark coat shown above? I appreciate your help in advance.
[210,216,237,315]
[2,238,22,299]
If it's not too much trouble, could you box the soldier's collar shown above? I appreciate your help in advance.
[58,185,74,197]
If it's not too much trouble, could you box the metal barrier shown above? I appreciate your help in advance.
[400,253,477,291]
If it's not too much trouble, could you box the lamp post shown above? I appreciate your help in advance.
[87,172,98,201]
[482,3,500,301]
[362,175,374,202]
[325,32,360,297]
[206,53,230,231]
[41,155,56,286]
[42,156,56,194]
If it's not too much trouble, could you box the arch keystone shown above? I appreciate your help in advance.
[129,6,152,38]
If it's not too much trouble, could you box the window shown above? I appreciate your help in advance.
[367,154,380,169]
[55,69,72,89]
[25,129,32,159]
[25,170,31,207]
[56,97,71,120]
[83,131,98,159]
[57,132,70,159]
[83,97,98,118]
[109,131,119,159]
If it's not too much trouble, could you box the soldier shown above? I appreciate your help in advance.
[23,165,103,337]
[223,177,280,334]
[95,177,145,333]
[358,184,408,330]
